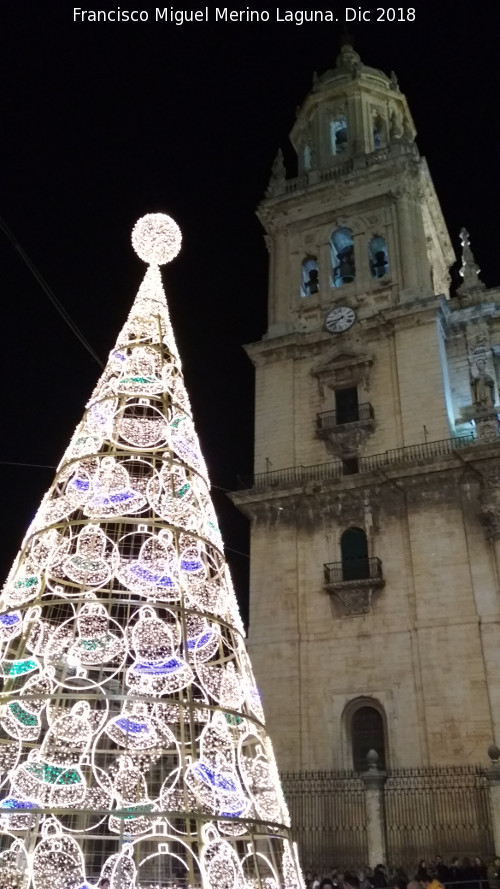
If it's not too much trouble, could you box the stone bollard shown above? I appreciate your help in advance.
[361,749,388,867]
[486,744,500,854]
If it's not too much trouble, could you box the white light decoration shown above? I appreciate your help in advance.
[112,401,170,449]
[70,601,125,666]
[127,606,194,695]
[62,523,119,586]
[0,668,55,741]
[185,712,251,830]
[0,213,303,889]
[0,610,22,644]
[131,213,182,266]
[200,824,248,889]
[109,755,157,836]
[117,529,179,600]
[114,346,164,396]
[84,456,148,517]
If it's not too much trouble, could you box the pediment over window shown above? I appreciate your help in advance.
[311,350,374,393]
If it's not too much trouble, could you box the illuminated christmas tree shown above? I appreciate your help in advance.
[0,215,304,889]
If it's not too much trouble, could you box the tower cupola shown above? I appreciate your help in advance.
[290,43,416,174]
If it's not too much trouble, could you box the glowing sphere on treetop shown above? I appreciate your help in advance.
[132,213,182,265]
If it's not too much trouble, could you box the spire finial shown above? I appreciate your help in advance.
[458,226,485,294]
[340,26,355,48]
[132,212,182,265]
[336,31,361,74]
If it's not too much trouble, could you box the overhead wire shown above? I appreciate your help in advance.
[0,462,56,470]
[0,223,251,559]
[0,215,104,368]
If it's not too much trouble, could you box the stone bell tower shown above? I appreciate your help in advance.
[231,43,500,779]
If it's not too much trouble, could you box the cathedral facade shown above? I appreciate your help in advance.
[232,44,500,784]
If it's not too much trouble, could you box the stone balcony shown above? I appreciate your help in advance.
[316,403,375,458]
[323,557,385,615]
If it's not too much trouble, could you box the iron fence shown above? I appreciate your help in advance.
[280,766,493,873]
[237,434,477,490]
[384,766,493,869]
[317,403,374,430]
[323,557,383,584]
[281,770,368,871]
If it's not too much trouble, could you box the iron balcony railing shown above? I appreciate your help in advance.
[237,433,476,490]
[324,557,383,585]
[280,145,417,196]
[317,402,374,430]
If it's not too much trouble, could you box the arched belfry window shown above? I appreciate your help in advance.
[301,257,319,298]
[330,117,347,155]
[369,236,389,278]
[373,114,386,150]
[340,527,369,581]
[351,703,387,772]
[330,228,355,287]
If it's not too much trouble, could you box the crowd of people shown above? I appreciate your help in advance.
[304,855,500,889]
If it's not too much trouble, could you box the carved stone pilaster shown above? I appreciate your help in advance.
[317,418,375,458]
[475,414,500,443]
[311,351,374,395]
[461,406,499,443]
[478,470,500,538]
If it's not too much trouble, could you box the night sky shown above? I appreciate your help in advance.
[2,1,499,626]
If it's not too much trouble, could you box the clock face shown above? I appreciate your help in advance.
[325,305,356,333]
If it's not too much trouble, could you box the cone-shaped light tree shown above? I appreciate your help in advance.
[0,215,304,889]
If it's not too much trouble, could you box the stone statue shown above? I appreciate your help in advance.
[390,70,399,91]
[266,149,286,196]
[471,359,495,408]
[389,109,403,140]
[270,149,286,182]
[460,227,475,265]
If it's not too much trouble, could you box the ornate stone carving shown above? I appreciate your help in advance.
[325,577,385,615]
[458,227,485,294]
[311,350,374,394]
[326,102,347,119]
[468,328,489,364]
[478,469,500,538]
[335,43,362,75]
[475,418,499,443]
[317,419,374,458]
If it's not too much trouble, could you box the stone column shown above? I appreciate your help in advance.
[270,225,290,329]
[361,750,388,866]
[320,241,332,297]
[396,187,418,291]
[479,472,500,581]
[486,745,500,855]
